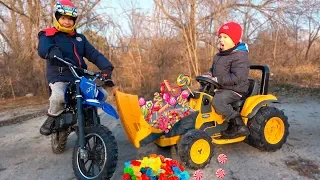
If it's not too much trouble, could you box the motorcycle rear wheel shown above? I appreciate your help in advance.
[51,130,69,154]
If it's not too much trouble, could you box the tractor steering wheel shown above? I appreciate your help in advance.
[196,75,221,94]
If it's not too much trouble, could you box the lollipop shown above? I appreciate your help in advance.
[138,97,146,106]
[177,74,194,96]
[181,90,189,99]
[164,79,172,92]
[152,104,161,119]
[162,92,170,103]
[160,82,166,95]
[153,104,161,111]
[140,105,149,117]
[158,104,169,114]
[145,101,154,110]
[170,86,182,97]
[177,74,191,88]
[177,95,188,107]
[153,92,163,107]
[168,97,177,106]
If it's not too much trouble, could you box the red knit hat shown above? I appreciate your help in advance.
[218,22,242,44]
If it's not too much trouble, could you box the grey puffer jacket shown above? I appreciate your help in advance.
[210,43,250,94]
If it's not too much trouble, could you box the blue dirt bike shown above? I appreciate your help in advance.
[50,56,119,180]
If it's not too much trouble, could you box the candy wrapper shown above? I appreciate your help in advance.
[139,74,195,133]
[123,154,190,180]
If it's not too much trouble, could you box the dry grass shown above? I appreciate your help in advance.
[0,95,48,112]
[271,64,320,88]
[0,65,319,111]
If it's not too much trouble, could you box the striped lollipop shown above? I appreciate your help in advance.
[193,170,203,180]
[177,74,191,88]
[217,154,228,164]
[216,168,226,179]
[177,73,194,96]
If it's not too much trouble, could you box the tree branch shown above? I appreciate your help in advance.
[0,0,31,20]
[196,1,276,26]
[153,0,183,29]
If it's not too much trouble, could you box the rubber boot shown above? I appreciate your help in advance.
[40,116,56,136]
[221,116,250,138]
[222,120,235,135]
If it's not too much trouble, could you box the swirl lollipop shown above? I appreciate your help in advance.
[177,74,191,88]
[177,73,194,96]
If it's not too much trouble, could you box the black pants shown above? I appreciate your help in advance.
[212,90,242,121]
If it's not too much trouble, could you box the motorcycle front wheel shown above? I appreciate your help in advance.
[72,125,118,180]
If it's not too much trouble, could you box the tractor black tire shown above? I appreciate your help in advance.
[51,130,69,154]
[246,106,289,152]
[72,125,118,180]
[177,130,214,169]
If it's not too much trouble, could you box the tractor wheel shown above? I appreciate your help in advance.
[177,130,214,169]
[247,106,289,151]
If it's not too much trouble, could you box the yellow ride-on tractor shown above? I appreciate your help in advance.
[114,65,289,169]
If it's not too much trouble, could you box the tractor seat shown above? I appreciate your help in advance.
[231,79,259,108]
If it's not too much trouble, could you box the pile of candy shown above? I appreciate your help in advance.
[150,108,192,133]
[139,74,195,133]
[123,154,190,180]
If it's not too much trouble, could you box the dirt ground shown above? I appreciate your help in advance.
[0,87,319,180]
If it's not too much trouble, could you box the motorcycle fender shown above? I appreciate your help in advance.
[83,99,119,119]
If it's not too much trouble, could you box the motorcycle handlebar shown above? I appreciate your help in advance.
[53,55,114,84]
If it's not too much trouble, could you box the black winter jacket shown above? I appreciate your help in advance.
[38,27,114,84]
[210,43,250,94]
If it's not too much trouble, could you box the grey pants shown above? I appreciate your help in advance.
[212,89,242,121]
[48,82,108,116]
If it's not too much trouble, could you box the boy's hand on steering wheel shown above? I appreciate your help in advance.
[201,73,218,83]
[211,76,218,83]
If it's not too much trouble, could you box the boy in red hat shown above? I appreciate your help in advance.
[37,0,114,136]
[205,22,250,138]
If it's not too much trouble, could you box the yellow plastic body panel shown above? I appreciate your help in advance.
[114,90,163,148]
[241,94,277,124]
[212,136,246,144]
[189,92,224,129]
[154,135,181,147]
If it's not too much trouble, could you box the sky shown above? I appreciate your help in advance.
[109,0,154,11]
[91,0,154,40]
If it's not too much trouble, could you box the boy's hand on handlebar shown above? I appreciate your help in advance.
[47,46,64,66]
[103,78,115,87]
[101,67,113,78]
[101,67,114,87]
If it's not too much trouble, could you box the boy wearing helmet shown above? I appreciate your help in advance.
[38,0,114,136]
[204,22,250,138]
